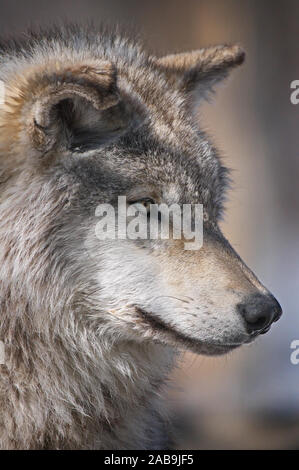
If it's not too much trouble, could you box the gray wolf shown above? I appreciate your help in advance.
[0,24,282,449]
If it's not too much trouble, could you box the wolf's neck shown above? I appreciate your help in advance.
[0,331,176,449]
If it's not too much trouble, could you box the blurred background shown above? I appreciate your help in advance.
[0,0,298,449]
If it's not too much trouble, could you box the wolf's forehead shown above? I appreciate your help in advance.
[103,130,224,209]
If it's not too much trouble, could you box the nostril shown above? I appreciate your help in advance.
[244,310,270,332]
[237,293,281,334]
[247,315,268,330]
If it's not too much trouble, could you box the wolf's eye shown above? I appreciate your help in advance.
[130,198,155,210]
[141,199,154,211]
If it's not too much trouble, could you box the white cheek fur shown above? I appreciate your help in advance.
[93,240,246,345]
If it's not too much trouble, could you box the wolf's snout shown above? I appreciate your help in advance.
[237,293,282,334]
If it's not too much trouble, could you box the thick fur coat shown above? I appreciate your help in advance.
[0,25,280,449]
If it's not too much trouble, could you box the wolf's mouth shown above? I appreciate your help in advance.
[135,306,244,355]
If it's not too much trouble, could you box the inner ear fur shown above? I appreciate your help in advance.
[28,62,122,153]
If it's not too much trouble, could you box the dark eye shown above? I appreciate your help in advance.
[130,198,155,214]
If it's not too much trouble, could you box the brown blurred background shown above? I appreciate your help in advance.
[1,0,298,449]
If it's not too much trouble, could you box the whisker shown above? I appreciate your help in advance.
[153,295,191,304]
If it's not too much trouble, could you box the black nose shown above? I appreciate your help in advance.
[237,293,282,334]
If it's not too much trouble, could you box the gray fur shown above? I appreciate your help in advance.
[0,25,277,449]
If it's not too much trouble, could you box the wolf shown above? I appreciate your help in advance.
[0,25,282,449]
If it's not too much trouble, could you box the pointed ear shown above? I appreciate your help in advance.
[155,45,245,106]
[3,62,144,155]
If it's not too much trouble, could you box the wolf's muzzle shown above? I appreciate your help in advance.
[237,293,282,334]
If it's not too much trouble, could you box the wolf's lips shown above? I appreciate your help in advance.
[135,306,245,354]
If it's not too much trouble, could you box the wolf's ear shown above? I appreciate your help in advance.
[155,45,245,106]
[6,62,143,154]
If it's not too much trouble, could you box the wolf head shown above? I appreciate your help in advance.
[0,26,281,357]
